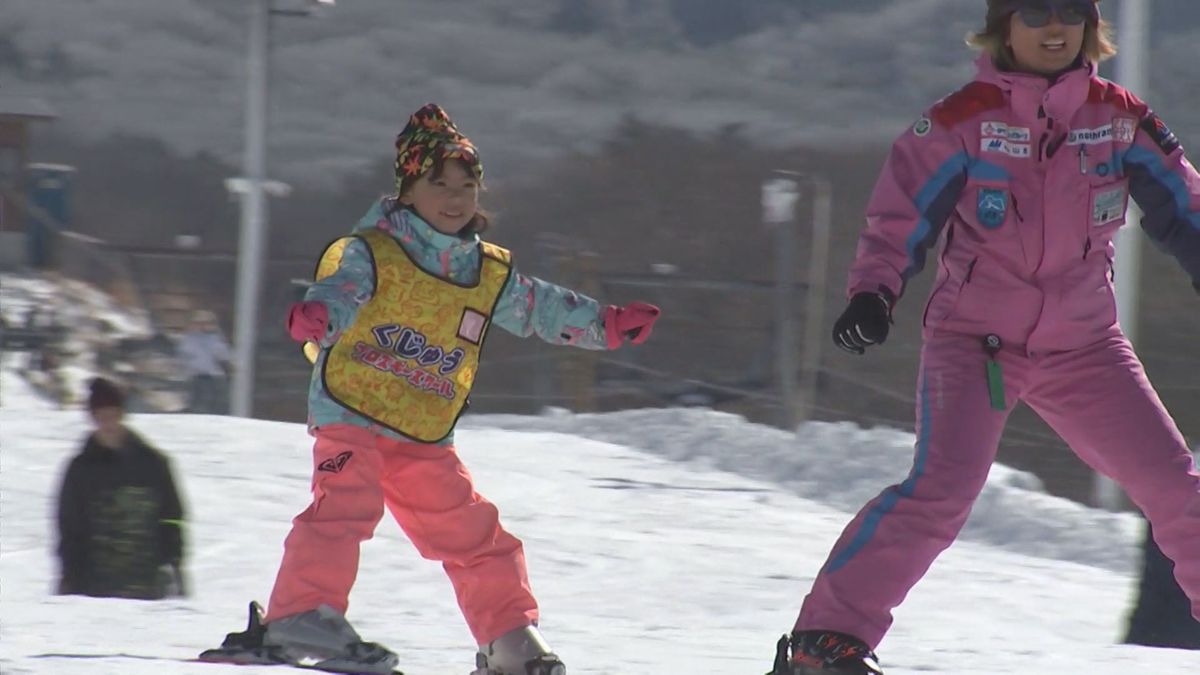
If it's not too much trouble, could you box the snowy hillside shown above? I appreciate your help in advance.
[2,357,1196,674]
[0,273,184,410]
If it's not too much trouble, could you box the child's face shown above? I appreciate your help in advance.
[399,160,480,235]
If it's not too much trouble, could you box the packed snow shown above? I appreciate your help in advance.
[2,348,1196,674]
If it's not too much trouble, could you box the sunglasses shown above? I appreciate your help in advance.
[1010,0,1096,28]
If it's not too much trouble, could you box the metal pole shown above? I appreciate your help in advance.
[1094,0,1149,509]
[531,234,562,411]
[1114,0,1148,345]
[231,0,270,418]
[798,177,832,424]
[765,175,801,430]
[776,217,799,430]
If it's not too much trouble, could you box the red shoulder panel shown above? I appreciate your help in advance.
[1087,79,1148,117]
[931,82,1006,128]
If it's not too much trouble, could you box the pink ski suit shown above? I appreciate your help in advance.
[797,54,1200,648]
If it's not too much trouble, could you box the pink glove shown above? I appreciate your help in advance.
[604,301,661,349]
[285,301,329,343]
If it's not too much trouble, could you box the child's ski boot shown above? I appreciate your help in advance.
[767,630,883,675]
[263,602,399,674]
[472,625,565,675]
[199,601,287,666]
[199,601,400,674]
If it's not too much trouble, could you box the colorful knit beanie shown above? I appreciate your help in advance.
[393,103,483,192]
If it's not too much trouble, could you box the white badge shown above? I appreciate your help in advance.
[1092,186,1127,225]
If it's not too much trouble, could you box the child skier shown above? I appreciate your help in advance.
[769,1,1200,673]
[203,103,660,675]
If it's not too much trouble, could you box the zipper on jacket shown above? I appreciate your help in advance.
[1037,106,1048,161]
[1038,133,1049,161]
[1011,193,1024,222]
[1079,145,1088,174]
[1082,237,1092,260]
[1045,119,1064,159]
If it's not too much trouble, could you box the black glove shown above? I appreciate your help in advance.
[832,292,892,355]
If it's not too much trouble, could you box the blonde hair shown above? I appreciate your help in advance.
[966,13,1118,70]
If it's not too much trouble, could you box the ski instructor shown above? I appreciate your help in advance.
[769,1,1200,673]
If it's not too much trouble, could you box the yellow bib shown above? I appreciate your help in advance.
[311,229,511,442]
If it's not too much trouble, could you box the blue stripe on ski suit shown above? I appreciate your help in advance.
[900,153,1009,286]
[301,199,609,445]
[1121,146,1200,285]
[825,369,932,574]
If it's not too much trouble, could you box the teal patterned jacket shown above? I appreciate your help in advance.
[301,198,609,444]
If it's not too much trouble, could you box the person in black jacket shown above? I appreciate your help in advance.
[1124,450,1200,651]
[56,377,187,599]
[1124,520,1200,650]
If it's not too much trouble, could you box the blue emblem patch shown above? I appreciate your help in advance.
[977,188,1008,229]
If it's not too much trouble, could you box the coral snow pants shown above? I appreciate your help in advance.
[796,330,1200,648]
[265,424,538,645]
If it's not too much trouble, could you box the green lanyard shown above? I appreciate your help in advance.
[983,334,1006,411]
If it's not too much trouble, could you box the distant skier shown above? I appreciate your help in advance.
[202,103,660,674]
[56,377,187,600]
[176,309,232,414]
[769,1,1200,673]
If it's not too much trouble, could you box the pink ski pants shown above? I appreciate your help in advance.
[797,330,1200,648]
[265,424,538,644]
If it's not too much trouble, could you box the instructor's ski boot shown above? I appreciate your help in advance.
[767,630,883,675]
[472,625,565,675]
[199,601,401,674]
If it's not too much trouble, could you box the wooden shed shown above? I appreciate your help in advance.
[0,95,58,268]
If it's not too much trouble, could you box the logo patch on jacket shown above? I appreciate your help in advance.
[1067,124,1114,146]
[317,450,353,474]
[1140,113,1180,155]
[980,137,1030,159]
[977,188,1008,229]
[981,122,1031,143]
[1092,185,1127,226]
[1112,117,1136,143]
